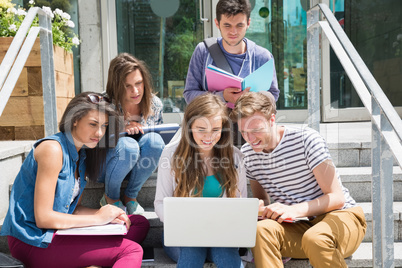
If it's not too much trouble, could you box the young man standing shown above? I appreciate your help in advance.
[231,91,367,268]
[183,0,279,106]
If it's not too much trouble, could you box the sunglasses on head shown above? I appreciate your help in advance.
[87,94,111,104]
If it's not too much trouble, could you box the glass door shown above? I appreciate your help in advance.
[322,0,402,122]
[245,0,309,122]
[113,0,312,123]
[115,0,210,119]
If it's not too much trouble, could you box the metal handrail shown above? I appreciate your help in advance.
[0,7,57,136]
[307,3,401,267]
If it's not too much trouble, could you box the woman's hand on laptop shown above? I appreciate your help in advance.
[125,121,144,135]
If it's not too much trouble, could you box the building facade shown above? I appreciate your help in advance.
[77,0,402,123]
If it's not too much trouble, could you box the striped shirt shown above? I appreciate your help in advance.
[241,126,356,209]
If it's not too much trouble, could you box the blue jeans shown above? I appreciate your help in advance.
[163,236,243,268]
[98,133,165,200]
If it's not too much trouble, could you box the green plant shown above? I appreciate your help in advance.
[0,0,79,52]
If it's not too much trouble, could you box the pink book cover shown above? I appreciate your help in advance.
[205,67,242,91]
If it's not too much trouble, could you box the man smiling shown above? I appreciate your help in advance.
[231,91,367,268]
[183,0,279,106]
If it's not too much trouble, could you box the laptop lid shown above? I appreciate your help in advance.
[163,197,259,247]
[124,123,180,144]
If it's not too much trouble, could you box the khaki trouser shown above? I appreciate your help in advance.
[251,206,367,268]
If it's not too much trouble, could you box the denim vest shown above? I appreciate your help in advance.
[0,132,87,248]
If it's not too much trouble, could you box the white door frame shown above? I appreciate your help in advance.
[100,0,118,91]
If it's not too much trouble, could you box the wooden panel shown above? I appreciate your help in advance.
[27,67,43,96]
[0,37,14,62]
[0,126,15,140]
[53,46,74,74]
[55,72,75,98]
[56,97,72,123]
[10,68,28,96]
[0,96,44,126]
[15,125,44,140]
[25,38,41,67]
[0,37,74,140]
[0,38,41,67]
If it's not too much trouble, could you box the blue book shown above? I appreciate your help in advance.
[121,123,180,144]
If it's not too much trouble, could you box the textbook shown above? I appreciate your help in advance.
[120,123,180,144]
[55,223,127,236]
[205,59,274,93]
[258,213,311,223]
[281,217,311,223]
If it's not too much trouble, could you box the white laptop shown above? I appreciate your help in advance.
[163,197,259,247]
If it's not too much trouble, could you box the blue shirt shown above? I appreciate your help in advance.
[0,132,87,248]
[183,37,279,104]
[194,174,223,197]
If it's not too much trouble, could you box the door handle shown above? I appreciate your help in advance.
[199,0,209,22]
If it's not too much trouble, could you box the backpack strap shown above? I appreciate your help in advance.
[203,37,234,74]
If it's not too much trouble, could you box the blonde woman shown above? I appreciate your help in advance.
[154,94,247,268]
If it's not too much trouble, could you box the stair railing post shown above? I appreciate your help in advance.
[371,96,395,267]
[38,9,58,136]
[379,111,395,267]
[307,5,320,132]
[371,98,382,267]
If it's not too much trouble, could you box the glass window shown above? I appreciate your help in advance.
[115,0,204,113]
[246,0,308,109]
[330,0,402,108]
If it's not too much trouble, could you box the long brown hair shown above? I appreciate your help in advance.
[173,94,238,197]
[106,53,154,120]
[59,92,122,181]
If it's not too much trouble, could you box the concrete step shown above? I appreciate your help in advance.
[340,166,402,202]
[1,243,400,268]
[140,202,402,249]
[0,141,34,220]
[2,202,401,254]
[79,165,402,210]
[140,242,402,267]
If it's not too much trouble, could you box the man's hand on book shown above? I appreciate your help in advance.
[223,87,250,104]
[258,202,300,223]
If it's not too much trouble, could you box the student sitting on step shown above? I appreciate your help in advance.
[0,92,149,268]
[230,91,367,268]
[98,53,165,215]
[154,94,247,268]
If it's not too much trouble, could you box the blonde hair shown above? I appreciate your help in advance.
[106,53,154,120]
[230,91,277,122]
[173,94,238,198]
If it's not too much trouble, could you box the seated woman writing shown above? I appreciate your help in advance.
[0,92,149,268]
[154,94,247,268]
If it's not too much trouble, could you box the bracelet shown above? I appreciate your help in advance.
[125,119,139,126]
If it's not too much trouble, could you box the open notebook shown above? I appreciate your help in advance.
[56,223,127,236]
